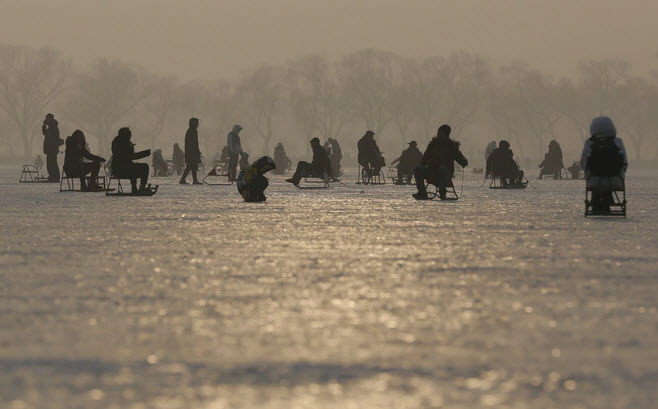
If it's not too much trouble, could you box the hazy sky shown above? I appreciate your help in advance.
[2,0,657,80]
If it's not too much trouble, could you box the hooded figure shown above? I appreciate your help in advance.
[152,149,169,176]
[63,130,106,191]
[111,127,151,193]
[273,142,292,175]
[172,143,185,175]
[485,141,497,165]
[227,124,243,181]
[413,125,468,199]
[286,137,330,186]
[539,140,564,179]
[42,113,64,182]
[180,117,202,184]
[237,156,276,202]
[580,116,628,214]
[357,130,385,177]
[486,140,524,186]
[391,141,423,184]
[328,138,343,178]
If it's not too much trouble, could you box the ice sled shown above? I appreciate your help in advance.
[296,172,333,190]
[202,163,233,185]
[489,173,528,189]
[585,176,626,217]
[105,177,158,196]
[19,165,49,183]
[356,164,386,185]
[60,168,108,192]
[425,171,459,200]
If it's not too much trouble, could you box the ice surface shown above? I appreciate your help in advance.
[1,166,657,409]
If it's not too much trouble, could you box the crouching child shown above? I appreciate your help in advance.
[237,156,276,202]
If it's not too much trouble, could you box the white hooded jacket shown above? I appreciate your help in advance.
[580,116,628,179]
[227,124,243,155]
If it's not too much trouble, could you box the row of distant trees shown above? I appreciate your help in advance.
[1,44,657,165]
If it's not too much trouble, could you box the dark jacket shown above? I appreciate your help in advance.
[184,128,201,163]
[42,119,63,154]
[394,146,423,172]
[172,145,185,168]
[357,135,381,164]
[421,137,468,176]
[486,146,519,177]
[63,136,102,174]
[311,144,330,174]
[111,135,149,174]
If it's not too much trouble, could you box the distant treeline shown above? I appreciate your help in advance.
[0,44,656,166]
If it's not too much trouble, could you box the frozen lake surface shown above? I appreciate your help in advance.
[1,165,657,409]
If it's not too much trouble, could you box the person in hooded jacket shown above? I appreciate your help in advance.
[273,142,292,175]
[357,130,385,177]
[413,125,468,200]
[237,156,276,202]
[227,124,243,181]
[111,127,151,193]
[486,140,524,186]
[152,149,169,176]
[63,130,106,191]
[538,140,564,179]
[172,143,185,175]
[180,117,202,184]
[286,137,330,186]
[580,116,628,214]
[42,113,64,182]
[391,140,423,185]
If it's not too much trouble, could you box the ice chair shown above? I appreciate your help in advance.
[585,176,626,217]
[19,165,49,183]
[60,167,106,192]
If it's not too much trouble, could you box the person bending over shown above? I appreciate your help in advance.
[237,156,276,202]
[111,127,151,193]
[413,125,468,200]
[286,137,330,186]
[63,130,106,191]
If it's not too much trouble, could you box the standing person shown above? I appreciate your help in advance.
[63,130,106,191]
[486,140,524,187]
[180,117,202,184]
[172,143,185,175]
[328,138,343,178]
[42,113,64,182]
[111,127,151,193]
[273,142,292,175]
[286,137,330,186]
[357,130,385,177]
[227,124,243,181]
[580,116,628,214]
[413,125,468,200]
[485,141,497,167]
[391,140,423,185]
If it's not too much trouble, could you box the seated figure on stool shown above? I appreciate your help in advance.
[111,127,151,193]
[63,130,106,191]
[486,140,524,187]
[286,137,330,187]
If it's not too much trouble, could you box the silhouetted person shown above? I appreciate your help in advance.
[358,130,385,177]
[239,152,250,171]
[273,142,292,175]
[413,125,468,200]
[42,113,64,182]
[227,124,243,181]
[580,116,628,214]
[152,149,169,176]
[237,156,276,202]
[34,155,44,171]
[538,140,564,179]
[567,161,582,179]
[485,141,496,167]
[328,138,342,178]
[391,140,423,184]
[63,130,106,191]
[486,140,524,187]
[111,127,151,193]
[180,117,202,184]
[286,137,330,186]
[172,143,185,175]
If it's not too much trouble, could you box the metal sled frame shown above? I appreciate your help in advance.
[105,177,158,196]
[388,167,414,185]
[202,164,233,185]
[297,173,333,190]
[585,181,626,217]
[489,176,528,189]
[356,164,386,185]
[561,168,584,180]
[426,182,459,201]
[60,168,107,192]
[19,165,49,183]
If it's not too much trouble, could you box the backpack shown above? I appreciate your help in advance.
[588,137,623,177]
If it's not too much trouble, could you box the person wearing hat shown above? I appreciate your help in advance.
[391,140,423,184]
[357,130,385,178]
[286,137,330,186]
[414,125,468,200]
[485,139,523,187]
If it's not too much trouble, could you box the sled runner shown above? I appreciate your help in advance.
[356,164,386,185]
[60,168,108,192]
[202,163,233,185]
[585,176,626,217]
[105,177,158,196]
[297,173,333,190]
[19,165,49,183]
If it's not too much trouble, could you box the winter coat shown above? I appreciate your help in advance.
[184,128,201,163]
[421,137,468,176]
[486,146,519,177]
[357,135,381,164]
[111,135,149,174]
[42,119,63,155]
[63,136,103,175]
[393,146,423,173]
[227,125,243,155]
[312,144,331,175]
[580,136,627,179]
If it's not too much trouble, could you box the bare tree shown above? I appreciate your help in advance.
[0,45,70,157]
[143,75,178,150]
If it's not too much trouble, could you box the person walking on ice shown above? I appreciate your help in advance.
[227,124,243,181]
[179,117,202,184]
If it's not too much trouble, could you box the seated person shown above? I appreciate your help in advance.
[152,149,169,176]
[237,156,276,202]
[413,125,468,200]
[286,137,330,186]
[391,140,423,184]
[567,161,582,179]
[111,127,151,193]
[538,140,564,179]
[63,130,106,191]
[273,142,292,175]
[172,143,185,175]
[486,140,524,187]
[580,116,627,214]
[328,138,343,178]
[357,130,385,177]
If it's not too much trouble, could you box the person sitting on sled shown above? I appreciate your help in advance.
[111,127,151,193]
[486,140,524,187]
[286,137,330,187]
[63,130,106,191]
[237,156,276,202]
[391,140,423,185]
[413,125,468,200]
[152,149,169,176]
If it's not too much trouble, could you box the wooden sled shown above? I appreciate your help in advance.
[19,165,49,183]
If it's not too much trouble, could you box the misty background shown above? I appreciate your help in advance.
[1,0,657,168]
